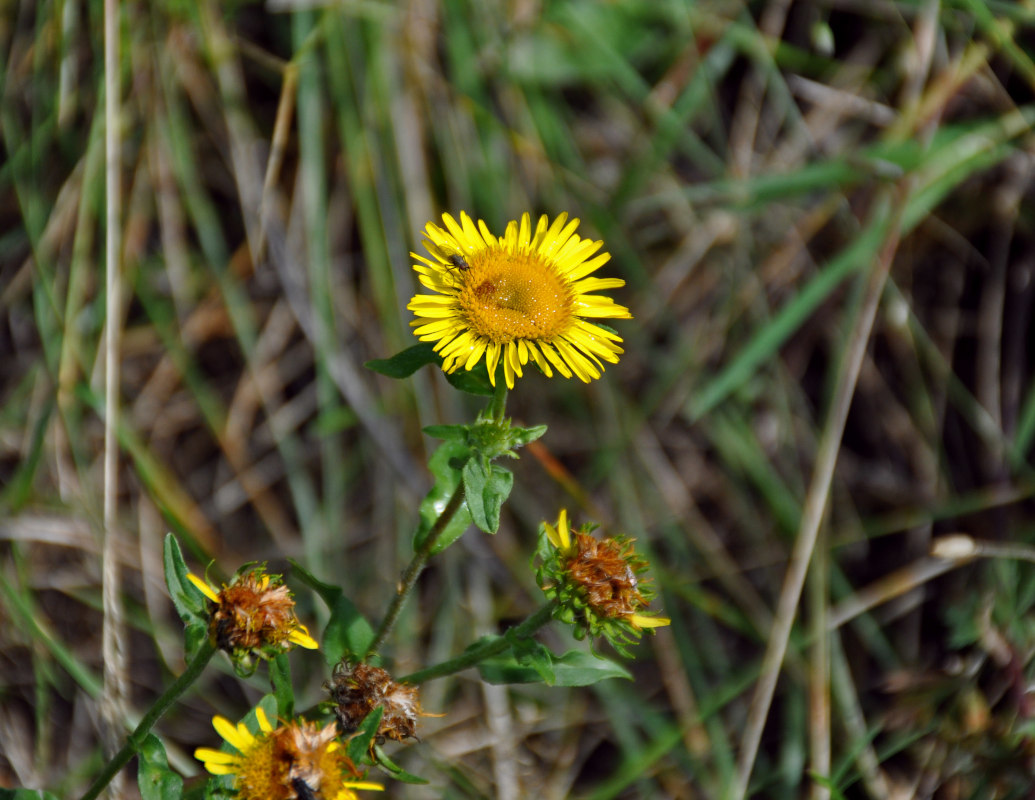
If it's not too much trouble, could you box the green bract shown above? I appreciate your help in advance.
[534,522,661,659]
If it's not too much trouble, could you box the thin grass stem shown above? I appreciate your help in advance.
[728,187,903,800]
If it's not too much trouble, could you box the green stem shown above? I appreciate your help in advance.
[366,483,467,658]
[487,379,508,422]
[80,638,217,800]
[399,602,556,684]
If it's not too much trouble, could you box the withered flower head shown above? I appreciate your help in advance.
[327,663,438,744]
[535,510,669,656]
[194,707,383,800]
[188,567,318,669]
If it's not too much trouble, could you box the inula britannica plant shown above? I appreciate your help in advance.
[79,211,667,800]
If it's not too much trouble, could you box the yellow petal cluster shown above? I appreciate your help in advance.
[408,211,632,389]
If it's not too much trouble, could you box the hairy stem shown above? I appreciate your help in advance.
[366,483,467,658]
[400,603,555,684]
[487,380,508,423]
[80,639,217,800]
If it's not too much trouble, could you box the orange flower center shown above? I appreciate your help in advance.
[455,248,574,343]
[234,723,357,800]
[565,534,647,619]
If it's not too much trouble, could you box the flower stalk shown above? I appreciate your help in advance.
[399,602,556,684]
[487,381,508,423]
[366,482,467,658]
[80,638,217,800]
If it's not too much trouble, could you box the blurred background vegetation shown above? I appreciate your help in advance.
[4,0,1035,797]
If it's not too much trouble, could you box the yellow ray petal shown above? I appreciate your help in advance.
[186,573,220,603]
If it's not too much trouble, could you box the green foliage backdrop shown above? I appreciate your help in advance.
[4,0,1035,797]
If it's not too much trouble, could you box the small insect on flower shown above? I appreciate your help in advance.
[194,708,383,800]
[446,251,470,272]
[292,777,318,800]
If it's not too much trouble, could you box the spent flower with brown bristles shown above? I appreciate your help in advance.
[188,567,317,669]
[327,662,439,744]
[194,706,383,800]
[408,211,632,388]
[535,510,669,656]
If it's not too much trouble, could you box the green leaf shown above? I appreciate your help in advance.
[162,534,207,627]
[507,423,548,448]
[289,560,375,666]
[478,648,632,686]
[346,705,384,765]
[137,733,184,800]
[443,362,494,395]
[413,439,474,554]
[365,343,494,395]
[0,791,62,800]
[422,423,469,441]
[184,622,209,662]
[462,460,513,534]
[373,743,430,784]
[509,635,556,683]
[365,343,440,378]
[270,654,294,718]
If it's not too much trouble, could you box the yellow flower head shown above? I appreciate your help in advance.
[188,568,318,666]
[408,211,632,389]
[536,511,669,655]
[195,707,383,800]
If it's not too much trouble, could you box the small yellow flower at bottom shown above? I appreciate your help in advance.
[195,707,383,800]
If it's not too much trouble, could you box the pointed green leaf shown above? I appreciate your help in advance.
[444,362,494,396]
[289,560,374,665]
[413,440,474,554]
[346,705,384,765]
[162,534,207,626]
[270,653,294,718]
[366,344,493,394]
[463,461,513,534]
[478,648,631,686]
[138,733,184,800]
[509,636,555,683]
[373,743,430,784]
[365,343,440,378]
[422,423,469,441]
[506,424,548,448]
[184,622,209,662]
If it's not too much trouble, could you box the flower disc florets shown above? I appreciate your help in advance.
[188,567,317,669]
[194,707,383,800]
[535,510,670,655]
[327,662,436,744]
[407,211,632,389]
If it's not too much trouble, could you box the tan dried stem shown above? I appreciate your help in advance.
[101,0,128,796]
